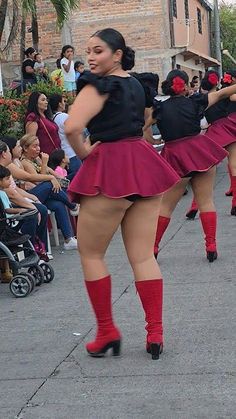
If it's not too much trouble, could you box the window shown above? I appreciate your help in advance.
[197,8,202,34]
[184,0,189,22]
[172,0,177,18]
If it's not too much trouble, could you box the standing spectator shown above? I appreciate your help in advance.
[34,53,48,82]
[25,91,61,154]
[60,45,76,95]
[49,94,82,179]
[50,59,64,88]
[21,47,37,91]
[74,61,85,81]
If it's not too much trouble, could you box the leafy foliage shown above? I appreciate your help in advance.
[220,3,236,71]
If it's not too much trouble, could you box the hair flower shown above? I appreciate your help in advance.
[171,76,186,94]
[208,73,219,86]
[223,73,232,84]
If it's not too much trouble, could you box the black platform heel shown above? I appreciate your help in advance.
[87,339,121,358]
[207,251,217,263]
[231,206,236,216]
[146,343,163,360]
[186,209,198,220]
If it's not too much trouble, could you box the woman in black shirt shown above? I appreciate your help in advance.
[22,47,37,91]
[65,28,180,360]
[148,69,236,262]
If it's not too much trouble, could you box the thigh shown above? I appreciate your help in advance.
[121,196,162,263]
[226,143,236,173]
[191,167,216,209]
[78,195,132,257]
[160,178,190,217]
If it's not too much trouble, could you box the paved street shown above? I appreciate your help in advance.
[1,161,236,419]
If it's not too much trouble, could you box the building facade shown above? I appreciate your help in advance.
[2,0,220,85]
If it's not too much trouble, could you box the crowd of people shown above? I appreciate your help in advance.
[2,27,236,361]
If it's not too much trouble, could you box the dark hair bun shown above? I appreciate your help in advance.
[161,80,173,96]
[122,46,135,70]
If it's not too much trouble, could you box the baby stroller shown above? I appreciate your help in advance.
[0,200,54,298]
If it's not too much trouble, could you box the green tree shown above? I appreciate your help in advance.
[219,2,236,71]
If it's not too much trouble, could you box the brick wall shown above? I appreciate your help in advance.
[2,0,173,84]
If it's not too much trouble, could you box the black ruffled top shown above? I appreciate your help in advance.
[77,74,145,143]
[152,93,209,142]
[205,98,229,123]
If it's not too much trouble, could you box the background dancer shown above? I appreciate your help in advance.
[65,28,180,360]
[186,70,236,218]
[147,70,236,262]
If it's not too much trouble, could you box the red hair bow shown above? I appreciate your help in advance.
[208,73,219,86]
[223,73,232,84]
[171,76,185,94]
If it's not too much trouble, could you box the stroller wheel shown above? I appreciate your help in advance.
[39,263,55,283]
[28,265,44,286]
[9,274,32,298]
[23,272,36,292]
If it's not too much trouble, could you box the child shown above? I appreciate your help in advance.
[48,149,69,178]
[60,45,76,95]
[34,53,48,81]
[50,58,64,88]
[0,166,28,217]
[74,61,85,81]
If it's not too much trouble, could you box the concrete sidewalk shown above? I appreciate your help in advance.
[0,161,236,419]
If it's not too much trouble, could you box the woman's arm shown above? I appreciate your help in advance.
[8,163,61,192]
[5,188,36,210]
[230,94,236,102]
[65,85,107,159]
[208,84,236,108]
[25,121,38,136]
[25,66,35,75]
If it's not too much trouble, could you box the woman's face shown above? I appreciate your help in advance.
[24,139,41,159]
[37,94,48,113]
[28,51,36,60]
[59,97,66,112]
[12,141,22,159]
[86,36,122,76]
[0,146,12,166]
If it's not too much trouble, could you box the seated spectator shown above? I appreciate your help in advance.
[48,149,69,178]
[25,91,61,154]
[0,165,48,252]
[0,139,77,250]
[49,94,82,179]
[50,58,64,88]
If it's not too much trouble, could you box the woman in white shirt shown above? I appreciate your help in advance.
[49,94,82,179]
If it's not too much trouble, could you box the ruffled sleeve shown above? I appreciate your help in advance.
[77,73,120,96]
[25,112,39,124]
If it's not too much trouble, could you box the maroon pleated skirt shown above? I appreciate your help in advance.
[204,116,236,148]
[68,137,180,202]
[160,134,228,178]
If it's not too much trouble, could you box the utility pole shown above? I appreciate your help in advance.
[213,0,222,76]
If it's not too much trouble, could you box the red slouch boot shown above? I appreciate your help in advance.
[85,275,121,357]
[231,176,236,215]
[186,198,198,219]
[154,216,170,258]
[199,211,217,262]
[225,164,233,196]
[136,279,163,360]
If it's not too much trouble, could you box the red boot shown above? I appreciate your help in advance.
[136,279,163,360]
[199,212,217,262]
[225,164,233,196]
[231,176,236,215]
[154,216,170,258]
[85,275,121,357]
[186,198,198,219]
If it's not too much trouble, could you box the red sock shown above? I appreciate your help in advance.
[199,212,217,252]
[231,176,236,207]
[136,279,163,345]
[154,216,170,256]
[85,276,120,353]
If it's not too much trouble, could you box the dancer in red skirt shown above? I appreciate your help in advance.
[147,69,236,262]
[64,28,180,360]
[186,70,236,217]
